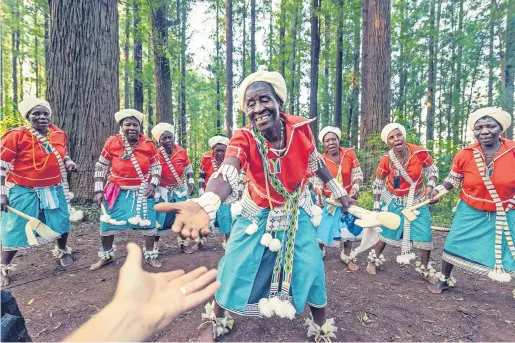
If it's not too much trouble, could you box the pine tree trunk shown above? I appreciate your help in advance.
[215,0,222,132]
[349,3,361,147]
[250,0,256,73]
[133,0,144,112]
[11,2,19,105]
[309,0,321,133]
[34,4,40,98]
[360,0,391,180]
[452,0,464,145]
[124,2,130,109]
[268,0,273,68]
[44,7,49,72]
[426,0,436,148]
[487,0,496,106]
[323,10,331,125]
[334,0,344,130]
[242,0,247,126]
[279,0,286,76]
[226,0,234,137]
[180,0,187,147]
[289,6,300,115]
[47,0,119,203]
[151,1,174,124]
[147,84,154,137]
[503,0,514,139]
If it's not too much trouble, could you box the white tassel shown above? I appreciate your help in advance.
[284,302,297,319]
[269,238,282,252]
[245,223,259,235]
[128,216,142,225]
[273,301,288,318]
[310,205,323,228]
[260,232,273,247]
[488,270,512,283]
[396,253,415,265]
[231,201,243,219]
[139,219,151,227]
[69,208,84,222]
[258,298,273,318]
[100,214,111,223]
[68,192,74,201]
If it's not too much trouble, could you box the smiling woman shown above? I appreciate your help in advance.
[0,97,81,287]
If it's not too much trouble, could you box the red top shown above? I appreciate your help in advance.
[322,147,360,197]
[199,151,220,189]
[159,144,191,187]
[376,143,434,196]
[100,134,160,187]
[226,113,316,207]
[451,138,515,212]
[1,125,67,187]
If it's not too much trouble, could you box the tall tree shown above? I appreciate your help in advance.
[348,0,361,146]
[360,0,391,179]
[289,5,300,115]
[11,1,19,105]
[334,0,343,130]
[503,0,514,139]
[133,0,143,111]
[309,0,321,132]
[46,0,119,202]
[226,0,234,137]
[150,0,179,124]
[215,0,222,133]
[123,1,130,108]
[179,0,188,147]
[241,0,247,126]
[426,0,436,148]
[451,0,464,145]
[323,8,331,124]
[487,0,497,106]
[34,3,40,97]
[279,0,286,76]
[250,0,256,73]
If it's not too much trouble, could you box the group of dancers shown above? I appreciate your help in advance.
[1,70,514,342]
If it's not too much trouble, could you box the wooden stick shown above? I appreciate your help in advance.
[7,206,34,221]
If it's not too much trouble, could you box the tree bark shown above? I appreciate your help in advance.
[215,0,222,132]
[124,2,130,109]
[323,9,331,125]
[279,0,286,76]
[242,0,247,126]
[44,7,49,72]
[268,0,273,68]
[147,83,154,137]
[425,0,436,148]
[226,0,234,137]
[348,2,361,147]
[334,0,344,130]
[289,6,300,115]
[309,0,321,133]
[452,0,464,145]
[133,0,144,112]
[503,0,514,139]
[47,0,119,203]
[487,0,496,106]
[251,0,256,73]
[11,2,19,105]
[151,0,174,124]
[360,0,391,179]
[179,0,187,147]
[34,4,40,98]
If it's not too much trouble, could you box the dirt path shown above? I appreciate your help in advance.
[4,222,514,342]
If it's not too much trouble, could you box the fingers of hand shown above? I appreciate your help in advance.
[178,269,218,296]
[154,202,183,213]
[121,243,143,273]
[170,266,209,287]
[183,281,221,310]
[161,269,186,282]
[200,228,211,237]
[172,216,186,234]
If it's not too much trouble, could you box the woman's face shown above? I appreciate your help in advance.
[28,106,51,132]
[473,117,501,147]
[159,131,174,150]
[121,117,141,141]
[244,83,281,134]
[323,133,339,154]
[387,128,406,152]
[213,144,227,162]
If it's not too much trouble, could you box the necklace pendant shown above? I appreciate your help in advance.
[122,151,132,160]
[488,166,494,177]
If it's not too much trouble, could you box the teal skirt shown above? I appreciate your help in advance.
[378,199,433,250]
[215,204,232,235]
[1,185,71,250]
[317,200,363,246]
[442,201,515,276]
[100,190,157,236]
[155,192,187,235]
[215,209,327,316]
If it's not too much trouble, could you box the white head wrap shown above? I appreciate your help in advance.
[151,123,174,142]
[381,123,407,144]
[18,97,52,119]
[209,135,229,148]
[318,126,341,144]
[114,109,144,124]
[468,107,512,133]
[237,71,287,112]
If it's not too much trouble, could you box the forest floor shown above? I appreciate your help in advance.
[4,220,515,342]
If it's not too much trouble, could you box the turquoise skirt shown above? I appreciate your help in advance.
[100,190,156,236]
[378,199,433,250]
[215,209,327,316]
[1,185,71,250]
[215,204,232,235]
[317,200,363,246]
[155,192,187,235]
[442,201,515,276]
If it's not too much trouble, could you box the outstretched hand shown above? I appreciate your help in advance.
[113,243,220,333]
[154,201,211,239]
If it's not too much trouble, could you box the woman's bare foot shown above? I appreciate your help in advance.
[90,257,114,271]
[1,273,10,287]
[59,254,74,267]
[346,261,359,272]
[366,262,377,275]
[428,280,449,294]
[197,325,215,342]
